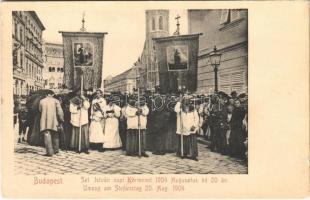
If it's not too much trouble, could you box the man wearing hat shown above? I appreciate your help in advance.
[102,95,122,150]
[125,95,149,157]
[231,91,238,100]
[69,89,91,154]
[39,90,64,156]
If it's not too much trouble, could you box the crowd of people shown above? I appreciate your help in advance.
[14,88,248,161]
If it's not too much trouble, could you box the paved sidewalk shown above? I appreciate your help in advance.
[14,142,247,175]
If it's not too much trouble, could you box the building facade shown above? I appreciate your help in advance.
[104,68,137,94]
[138,10,170,92]
[188,9,248,94]
[42,42,64,93]
[12,11,45,97]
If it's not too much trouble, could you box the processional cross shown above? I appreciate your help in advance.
[174,14,181,36]
[80,12,86,32]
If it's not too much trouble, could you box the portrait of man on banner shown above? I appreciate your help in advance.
[73,42,94,67]
[166,45,188,71]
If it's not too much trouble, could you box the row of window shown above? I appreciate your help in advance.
[106,81,134,89]
[198,71,245,93]
[26,58,42,80]
[13,80,42,96]
[19,11,42,39]
[48,67,64,72]
[25,16,42,39]
[26,28,42,46]
[26,39,42,59]
[13,49,23,68]
[13,20,23,42]
[151,16,164,31]
[13,13,42,45]
[48,82,63,89]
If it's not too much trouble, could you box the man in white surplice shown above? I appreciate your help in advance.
[174,94,199,161]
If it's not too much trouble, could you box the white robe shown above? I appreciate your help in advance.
[174,102,200,136]
[89,98,106,143]
[125,105,149,130]
[103,104,122,148]
[70,100,90,127]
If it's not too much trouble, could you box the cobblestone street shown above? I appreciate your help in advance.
[14,140,247,175]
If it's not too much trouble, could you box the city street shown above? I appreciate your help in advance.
[12,10,248,176]
[14,133,247,175]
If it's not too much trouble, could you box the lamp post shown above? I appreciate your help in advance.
[209,45,222,93]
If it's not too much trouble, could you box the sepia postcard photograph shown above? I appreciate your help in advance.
[0,1,309,198]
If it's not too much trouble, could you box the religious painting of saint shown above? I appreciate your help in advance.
[73,42,93,67]
[166,45,188,71]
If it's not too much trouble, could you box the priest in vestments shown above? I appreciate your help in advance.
[149,94,170,155]
[174,95,199,161]
[165,94,178,152]
[69,92,90,154]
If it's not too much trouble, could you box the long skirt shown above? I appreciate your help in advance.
[28,115,44,146]
[61,111,72,149]
[60,122,71,150]
[165,115,177,152]
[229,125,246,158]
[103,118,122,149]
[70,124,89,151]
[89,120,104,143]
[152,127,167,154]
[119,119,127,150]
[211,127,228,154]
[176,133,198,158]
[126,129,146,155]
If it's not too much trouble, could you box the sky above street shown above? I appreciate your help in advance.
[36,9,188,78]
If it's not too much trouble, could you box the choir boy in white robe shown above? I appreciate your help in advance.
[125,97,149,157]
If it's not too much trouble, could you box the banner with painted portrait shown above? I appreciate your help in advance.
[166,45,188,71]
[73,42,93,67]
[61,31,106,90]
[154,34,200,93]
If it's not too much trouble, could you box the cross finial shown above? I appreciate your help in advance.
[80,11,86,32]
[173,14,181,35]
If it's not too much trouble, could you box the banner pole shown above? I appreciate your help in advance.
[179,94,184,159]
[177,73,184,159]
[138,84,141,158]
[78,71,83,153]
[135,66,142,158]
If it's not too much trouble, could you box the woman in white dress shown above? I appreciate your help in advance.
[103,96,122,149]
[89,90,106,151]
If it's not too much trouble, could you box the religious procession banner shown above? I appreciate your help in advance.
[59,31,107,90]
[73,42,94,67]
[153,33,201,94]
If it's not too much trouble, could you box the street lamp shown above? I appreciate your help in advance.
[209,45,222,93]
